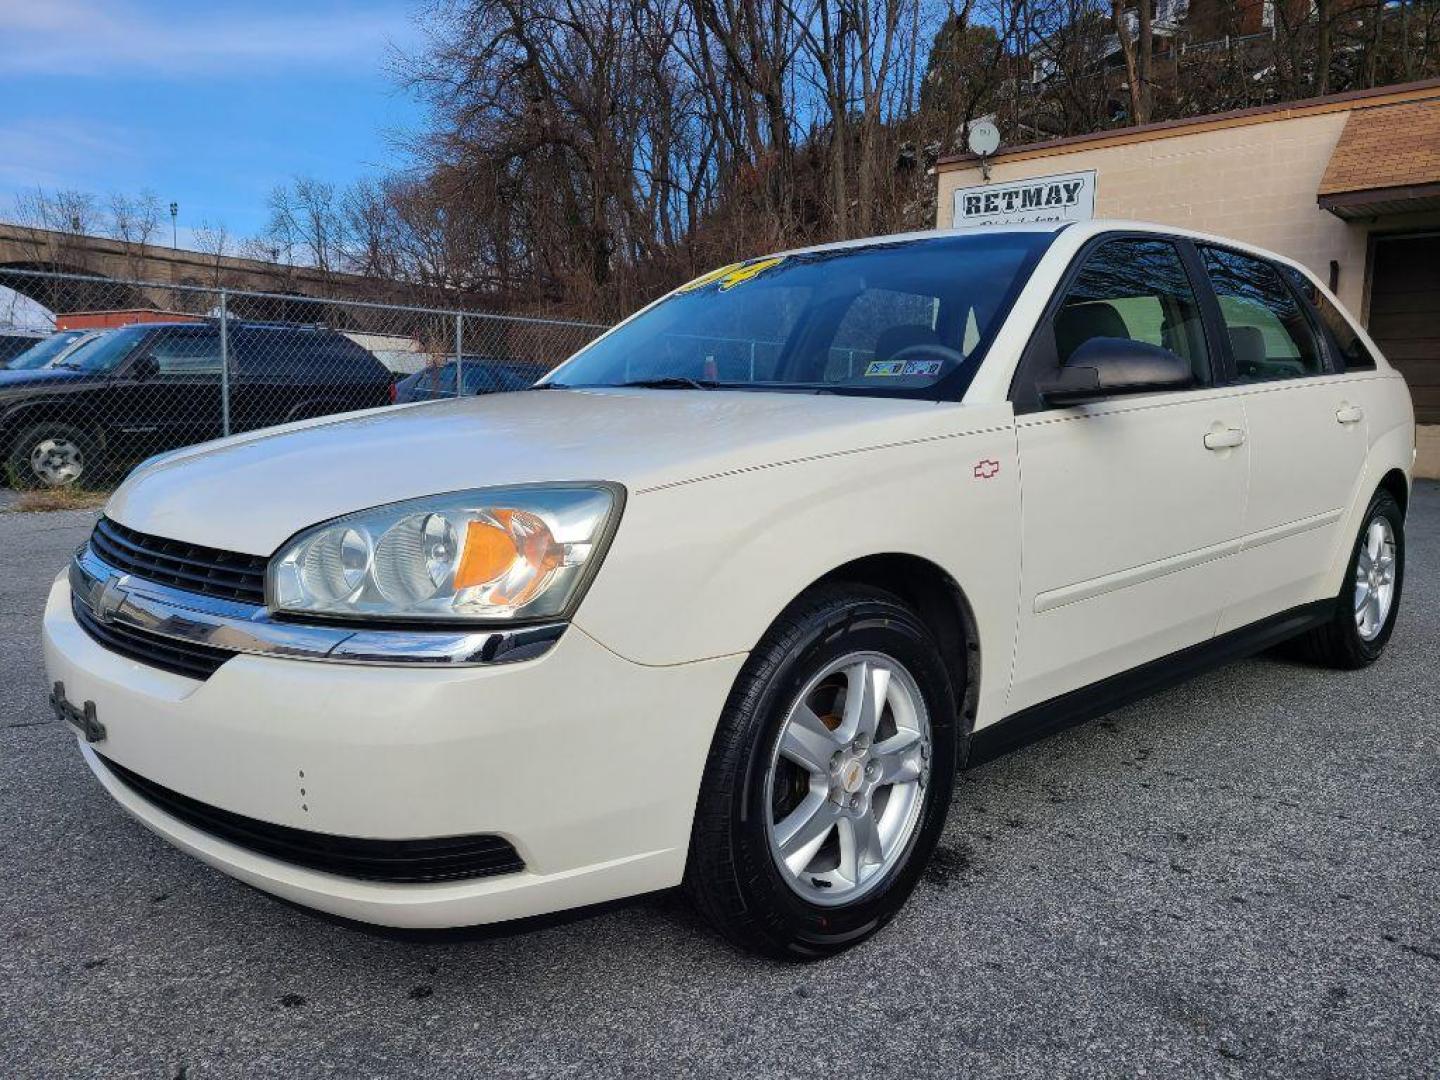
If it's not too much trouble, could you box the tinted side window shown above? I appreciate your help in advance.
[461,362,536,394]
[148,329,221,377]
[1054,238,1210,380]
[233,331,297,379]
[419,365,458,394]
[1282,266,1377,372]
[326,336,389,382]
[1201,247,1323,382]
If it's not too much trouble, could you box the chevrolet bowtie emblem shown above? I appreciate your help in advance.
[973,458,1001,480]
[95,574,131,624]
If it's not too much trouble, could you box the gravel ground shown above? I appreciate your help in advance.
[2,486,1437,1080]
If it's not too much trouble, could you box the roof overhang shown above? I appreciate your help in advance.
[1318,182,1440,220]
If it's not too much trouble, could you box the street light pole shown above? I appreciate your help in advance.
[169,202,178,249]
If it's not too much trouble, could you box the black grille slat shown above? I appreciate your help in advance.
[89,531,263,600]
[73,596,233,680]
[95,755,526,884]
[91,522,261,582]
[91,517,267,605]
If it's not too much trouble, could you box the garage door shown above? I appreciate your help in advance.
[1369,234,1440,424]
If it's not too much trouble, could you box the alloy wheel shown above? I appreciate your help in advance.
[764,651,932,906]
[1354,516,1397,641]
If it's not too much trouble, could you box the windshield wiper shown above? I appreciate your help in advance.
[613,377,721,391]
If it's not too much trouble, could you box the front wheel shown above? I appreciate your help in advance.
[6,423,99,489]
[685,585,959,960]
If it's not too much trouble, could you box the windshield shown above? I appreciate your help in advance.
[4,330,88,370]
[549,232,1054,397]
[53,326,148,373]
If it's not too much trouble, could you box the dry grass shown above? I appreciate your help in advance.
[11,488,110,513]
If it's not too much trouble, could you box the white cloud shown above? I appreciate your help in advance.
[0,119,137,190]
[0,0,416,79]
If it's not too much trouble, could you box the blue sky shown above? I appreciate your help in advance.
[0,0,425,249]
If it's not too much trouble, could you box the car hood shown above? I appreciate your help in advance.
[0,366,88,386]
[107,388,967,555]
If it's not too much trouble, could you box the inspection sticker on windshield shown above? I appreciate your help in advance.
[865,358,943,377]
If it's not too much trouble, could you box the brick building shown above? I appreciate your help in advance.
[933,78,1440,477]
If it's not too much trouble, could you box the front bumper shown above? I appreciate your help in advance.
[42,572,745,928]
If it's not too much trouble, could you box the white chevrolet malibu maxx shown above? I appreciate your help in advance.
[42,222,1414,958]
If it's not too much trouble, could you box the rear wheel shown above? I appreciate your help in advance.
[1295,488,1404,668]
[6,423,99,489]
[685,584,959,960]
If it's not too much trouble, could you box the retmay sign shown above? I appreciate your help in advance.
[951,170,1097,228]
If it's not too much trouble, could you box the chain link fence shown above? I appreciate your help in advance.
[0,268,607,490]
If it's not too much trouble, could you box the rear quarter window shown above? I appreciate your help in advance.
[1282,266,1377,372]
[331,337,391,382]
[236,331,388,383]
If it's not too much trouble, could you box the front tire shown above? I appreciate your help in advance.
[1296,488,1404,669]
[685,584,959,960]
[6,423,99,489]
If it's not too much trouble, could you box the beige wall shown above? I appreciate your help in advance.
[933,110,1440,317]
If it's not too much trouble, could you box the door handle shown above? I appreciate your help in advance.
[1336,404,1364,425]
[1203,427,1245,451]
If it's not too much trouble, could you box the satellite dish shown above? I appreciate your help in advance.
[967,120,1001,158]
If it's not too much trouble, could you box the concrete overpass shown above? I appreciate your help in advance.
[0,221,417,320]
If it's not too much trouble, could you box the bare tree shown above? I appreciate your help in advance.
[12,187,101,274]
[107,190,161,247]
[16,187,98,235]
[1111,0,1152,124]
[373,0,1440,320]
[193,219,232,287]
[265,177,352,286]
[107,189,162,279]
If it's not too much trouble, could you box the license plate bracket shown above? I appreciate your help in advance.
[49,681,106,743]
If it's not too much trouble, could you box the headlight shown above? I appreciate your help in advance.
[268,484,622,623]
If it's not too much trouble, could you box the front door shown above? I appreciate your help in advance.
[118,326,224,460]
[1006,236,1250,714]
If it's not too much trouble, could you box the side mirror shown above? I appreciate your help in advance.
[1038,336,1192,406]
[130,354,159,380]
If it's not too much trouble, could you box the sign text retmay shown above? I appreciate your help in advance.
[951,169,1097,228]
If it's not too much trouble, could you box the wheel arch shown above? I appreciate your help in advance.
[1377,466,1409,518]
[1,402,109,452]
[803,552,981,744]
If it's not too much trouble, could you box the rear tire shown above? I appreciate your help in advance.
[6,423,99,489]
[1295,488,1404,669]
[685,584,960,960]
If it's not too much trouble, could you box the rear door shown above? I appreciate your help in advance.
[231,328,354,430]
[1006,235,1250,714]
[1197,246,1368,633]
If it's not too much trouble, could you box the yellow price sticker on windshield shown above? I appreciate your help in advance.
[677,256,786,294]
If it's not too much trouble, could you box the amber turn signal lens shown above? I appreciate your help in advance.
[454,519,517,588]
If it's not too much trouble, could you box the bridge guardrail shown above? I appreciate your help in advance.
[0,268,608,491]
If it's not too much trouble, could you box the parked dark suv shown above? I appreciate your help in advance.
[1,321,393,487]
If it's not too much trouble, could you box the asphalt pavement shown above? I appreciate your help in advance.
[1,486,1437,1079]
